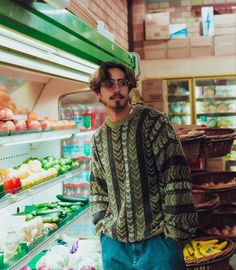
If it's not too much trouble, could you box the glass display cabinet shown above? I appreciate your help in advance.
[166,79,193,125]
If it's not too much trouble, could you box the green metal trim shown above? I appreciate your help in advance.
[0,0,135,69]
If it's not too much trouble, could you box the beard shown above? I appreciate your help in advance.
[100,94,129,110]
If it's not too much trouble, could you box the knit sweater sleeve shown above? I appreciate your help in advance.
[89,135,108,235]
[153,116,198,241]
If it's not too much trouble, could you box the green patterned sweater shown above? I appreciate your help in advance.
[90,104,198,243]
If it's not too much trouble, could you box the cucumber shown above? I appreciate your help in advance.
[57,201,74,207]
[41,214,60,223]
[70,205,81,211]
[36,209,63,216]
[36,203,50,209]
[56,194,89,204]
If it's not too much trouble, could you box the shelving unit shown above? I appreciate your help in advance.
[194,76,236,128]
[4,205,90,270]
[0,129,96,147]
[0,168,83,209]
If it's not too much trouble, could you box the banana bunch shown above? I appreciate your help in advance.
[183,239,228,261]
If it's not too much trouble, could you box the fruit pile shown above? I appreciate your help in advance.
[204,225,236,237]
[183,239,228,261]
[0,156,82,197]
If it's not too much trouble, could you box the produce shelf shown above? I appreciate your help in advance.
[0,128,96,147]
[3,204,90,270]
[168,95,190,102]
[0,168,83,209]
[196,96,236,101]
[197,112,236,116]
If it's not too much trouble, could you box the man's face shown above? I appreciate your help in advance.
[97,68,130,111]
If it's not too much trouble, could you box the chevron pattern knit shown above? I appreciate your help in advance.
[90,105,198,243]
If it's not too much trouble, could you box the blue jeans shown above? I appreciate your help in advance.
[100,234,186,270]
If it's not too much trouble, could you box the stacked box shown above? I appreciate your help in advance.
[214,35,236,56]
[167,38,190,58]
[214,14,236,36]
[190,36,214,57]
[144,40,167,59]
[206,157,225,171]
[145,12,170,40]
[142,79,168,113]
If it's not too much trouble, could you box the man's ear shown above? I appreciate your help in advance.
[96,92,102,103]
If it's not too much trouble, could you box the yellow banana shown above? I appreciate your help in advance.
[198,239,219,246]
[193,245,204,259]
[187,243,194,256]
[215,241,228,250]
[207,248,222,255]
[198,245,210,257]
[183,245,191,260]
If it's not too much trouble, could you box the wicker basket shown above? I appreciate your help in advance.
[191,169,212,175]
[203,205,236,241]
[198,128,236,158]
[192,190,220,228]
[192,172,236,205]
[181,136,203,159]
[185,237,235,270]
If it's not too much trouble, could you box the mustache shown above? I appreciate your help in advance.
[110,94,124,99]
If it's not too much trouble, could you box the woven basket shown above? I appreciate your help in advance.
[192,190,220,228]
[185,237,235,270]
[203,205,236,241]
[191,169,212,175]
[198,128,236,158]
[192,172,236,205]
[181,136,203,159]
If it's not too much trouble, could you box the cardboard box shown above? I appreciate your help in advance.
[169,24,188,39]
[144,40,167,59]
[190,36,214,57]
[201,6,214,36]
[145,12,170,40]
[167,48,190,59]
[143,100,168,113]
[167,38,189,48]
[142,79,167,102]
[167,38,190,59]
[191,47,213,57]
[206,157,225,171]
[214,14,236,27]
[214,14,236,36]
[214,35,236,56]
[214,27,236,36]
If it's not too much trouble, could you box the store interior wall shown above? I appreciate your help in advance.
[73,0,236,93]
[140,55,236,81]
[68,0,129,50]
[131,0,236,89]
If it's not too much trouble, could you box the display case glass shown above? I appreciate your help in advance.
[166,79,192,125]
[194,76,236,128]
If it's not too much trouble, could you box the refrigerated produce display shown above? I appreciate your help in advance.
[194,76,236,171]
[59,91,107,198]
[0,1,138,269]
[194,77,236,128]
[166,79,192,125]
[162,76,236,171]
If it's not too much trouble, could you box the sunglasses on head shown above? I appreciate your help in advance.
[101,78,130,89]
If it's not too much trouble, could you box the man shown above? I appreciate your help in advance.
[89,61,198,270]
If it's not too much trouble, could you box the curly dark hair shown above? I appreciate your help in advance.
[89,61,138,94]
